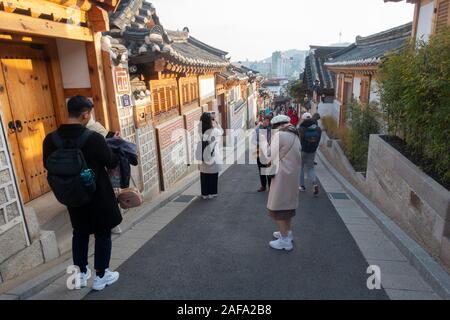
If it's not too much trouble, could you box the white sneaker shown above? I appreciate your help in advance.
[269,238,293,251]
[74,266,91,289]
[92,269,120,291]
[209,194,218,199]
[112,226,122,234]
[273,231,294,241]
[201,196,209,200]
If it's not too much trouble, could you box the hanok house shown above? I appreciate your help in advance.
[0,0,122,284]
[302,46,346,115]
[385,0,450,42]
[104,1,229,196]
[216,63,261,132]
[324,22,412,127]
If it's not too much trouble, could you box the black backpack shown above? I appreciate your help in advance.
[45,130,96,207]
[302,127,322,153]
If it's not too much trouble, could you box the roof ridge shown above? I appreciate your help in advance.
[356,22,412,47]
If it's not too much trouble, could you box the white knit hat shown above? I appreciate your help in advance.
[271,115,291,125]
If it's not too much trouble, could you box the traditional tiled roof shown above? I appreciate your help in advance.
[325,22,412,68]
[303,46,344,93]
[218,64,249,82]
[106,0,229,70]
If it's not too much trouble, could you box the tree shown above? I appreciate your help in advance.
[288,80,308,103]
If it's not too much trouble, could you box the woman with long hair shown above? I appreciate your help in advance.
[198,112,223,199]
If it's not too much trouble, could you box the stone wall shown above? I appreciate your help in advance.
[0,119,48,283]
[136,124,160,198]
[320,132,450,270]
[366,135,450,267]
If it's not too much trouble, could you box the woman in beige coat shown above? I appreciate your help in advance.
[266,115,302,251]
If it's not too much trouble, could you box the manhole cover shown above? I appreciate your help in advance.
[173,195,196,203]
[328,193,350,200]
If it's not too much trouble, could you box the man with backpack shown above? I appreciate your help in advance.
[43,96,122,291]
[298,112,322,197]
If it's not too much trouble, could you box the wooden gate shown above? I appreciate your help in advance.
[0,44,57,202]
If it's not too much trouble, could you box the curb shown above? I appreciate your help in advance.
[318,151,450,300]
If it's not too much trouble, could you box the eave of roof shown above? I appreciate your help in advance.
[324,22,412,68]
[107,0,229,70]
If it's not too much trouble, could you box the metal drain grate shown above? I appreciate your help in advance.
[173,195,196,203]
[328,192,350,200]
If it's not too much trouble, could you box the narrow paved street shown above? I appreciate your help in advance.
[85,161,388,300]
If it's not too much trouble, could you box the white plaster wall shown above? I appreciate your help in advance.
[200,78,215,99]
[56,39,91,89]
[353,77,361,102]
[318,101,340,126]
[416,1,435,43]
[370,79,380,103]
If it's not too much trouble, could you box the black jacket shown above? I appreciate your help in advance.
[43,124,122,234]
[106,138,138,189]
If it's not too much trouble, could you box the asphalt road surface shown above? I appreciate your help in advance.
[85,163,388,300]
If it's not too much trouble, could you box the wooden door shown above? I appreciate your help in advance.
[0,44,57,202]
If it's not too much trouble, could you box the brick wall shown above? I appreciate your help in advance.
[183,108,202,170]
[156,117,189,190]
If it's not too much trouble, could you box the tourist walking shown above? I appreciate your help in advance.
[254,114,273,192]
[43,96,121,291]
[298,112,322,196]
[197,112,223,199]
[266,115,302,251]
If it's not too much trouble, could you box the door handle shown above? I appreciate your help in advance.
[15,120,23,133]
[8,121,16,133]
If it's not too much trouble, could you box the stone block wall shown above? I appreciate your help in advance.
[136,124,160,197]
[0,119,47,283]
[366,135,450,264]
[320,132,450,270]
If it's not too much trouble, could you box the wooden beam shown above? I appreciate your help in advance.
[86,32,110,130]
[0,0,88,24]
[0,11,93,41]
[101,49,120,132]
[46,0,92,11]
[44,39,69,125]
[64,87,93,98]
[87,5,110,32]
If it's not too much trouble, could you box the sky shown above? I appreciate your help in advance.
[151,0,415,62]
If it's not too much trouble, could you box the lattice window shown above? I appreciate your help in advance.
[166,87,172,109]
[153,89,160,115]
[159,88,166,112]
[171,86,178,109]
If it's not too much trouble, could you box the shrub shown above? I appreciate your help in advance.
[321,116,339,139]
[378,29,450,188]
[347,101,381,171]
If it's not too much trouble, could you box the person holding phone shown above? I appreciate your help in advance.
[198,112,223,199]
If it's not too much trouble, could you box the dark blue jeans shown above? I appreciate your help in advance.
[72,229,112,273]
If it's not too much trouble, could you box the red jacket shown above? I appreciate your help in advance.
[290,114,299,126]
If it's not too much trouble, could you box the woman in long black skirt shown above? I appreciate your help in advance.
[198,112,223,199]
